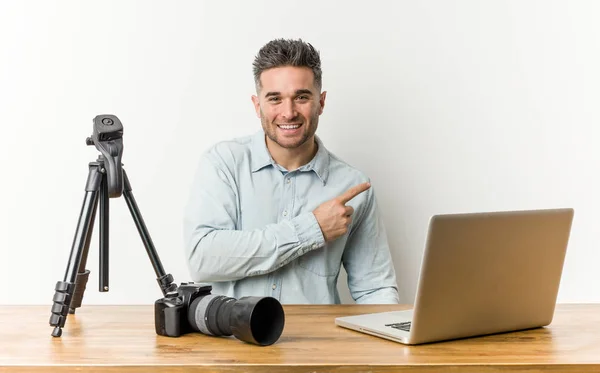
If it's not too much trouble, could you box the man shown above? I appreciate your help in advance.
[183,38,398,304]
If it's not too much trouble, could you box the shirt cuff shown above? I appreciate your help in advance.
[291,212,325,253]
[355,287,400,304]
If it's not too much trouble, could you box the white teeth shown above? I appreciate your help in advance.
[279,124,300,129]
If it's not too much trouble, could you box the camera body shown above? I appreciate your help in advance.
[155,282,212,337]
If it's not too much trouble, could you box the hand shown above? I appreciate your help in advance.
[313,182,371,242]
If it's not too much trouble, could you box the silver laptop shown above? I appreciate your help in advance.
[335,208,574,345]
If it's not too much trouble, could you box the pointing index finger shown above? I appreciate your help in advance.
[338,182,371,204]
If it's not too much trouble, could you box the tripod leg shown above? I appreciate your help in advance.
[99,172,110,292]
[68,197,97,314]
[121,169,177,296]
[69,168,109,312]
[49,164,103,337]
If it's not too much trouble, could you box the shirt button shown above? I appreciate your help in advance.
[272,284,277,290]
[286,178,291,184]
[283,210,287,216]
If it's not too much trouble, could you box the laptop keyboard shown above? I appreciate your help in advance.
[385,321,411,332]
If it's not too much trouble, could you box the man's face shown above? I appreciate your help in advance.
[252,66,326,150]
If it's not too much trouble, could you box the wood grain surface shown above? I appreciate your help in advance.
[1,304,599,372]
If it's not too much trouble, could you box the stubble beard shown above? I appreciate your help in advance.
[261,110,319,149]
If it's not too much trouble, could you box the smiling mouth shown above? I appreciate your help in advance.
[277,124,302,129]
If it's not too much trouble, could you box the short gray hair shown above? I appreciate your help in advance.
[252,38,322,92]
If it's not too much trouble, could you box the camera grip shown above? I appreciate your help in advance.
[155,299,183,337]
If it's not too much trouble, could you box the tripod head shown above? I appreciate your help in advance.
[86,115,124,198]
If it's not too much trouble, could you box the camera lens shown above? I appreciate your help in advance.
[188,295,285,346]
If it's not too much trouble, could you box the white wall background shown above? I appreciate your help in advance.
[1,0,598,306]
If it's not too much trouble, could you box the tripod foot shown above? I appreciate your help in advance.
[51,327,62,337]
[49,281,75,337]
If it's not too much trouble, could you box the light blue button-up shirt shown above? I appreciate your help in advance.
[183,130,399,304]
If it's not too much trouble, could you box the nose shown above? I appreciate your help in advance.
[281,99,297,121]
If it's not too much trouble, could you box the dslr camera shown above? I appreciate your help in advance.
[155,282,285,346]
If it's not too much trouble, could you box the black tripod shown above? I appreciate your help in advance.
[49,115,177,337]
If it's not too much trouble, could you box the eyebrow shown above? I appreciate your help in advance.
[264,89,314,98]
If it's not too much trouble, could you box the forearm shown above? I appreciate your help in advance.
[185,212,324,282]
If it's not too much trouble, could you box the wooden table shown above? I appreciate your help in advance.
[1,304,599,372]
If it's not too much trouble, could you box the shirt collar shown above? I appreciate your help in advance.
[250,130,330,185]
[250,130,273,172]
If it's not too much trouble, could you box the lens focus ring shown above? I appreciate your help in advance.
[194,294,221,336]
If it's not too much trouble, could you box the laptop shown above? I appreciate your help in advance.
[335,208,574,345]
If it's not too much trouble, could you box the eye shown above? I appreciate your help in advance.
[296,95,309,101]
[268,96,281,102]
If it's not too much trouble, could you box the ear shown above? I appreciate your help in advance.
[251,95,261,118]
[318,91,327,115]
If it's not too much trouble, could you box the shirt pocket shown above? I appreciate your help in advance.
[296,243,341,277]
